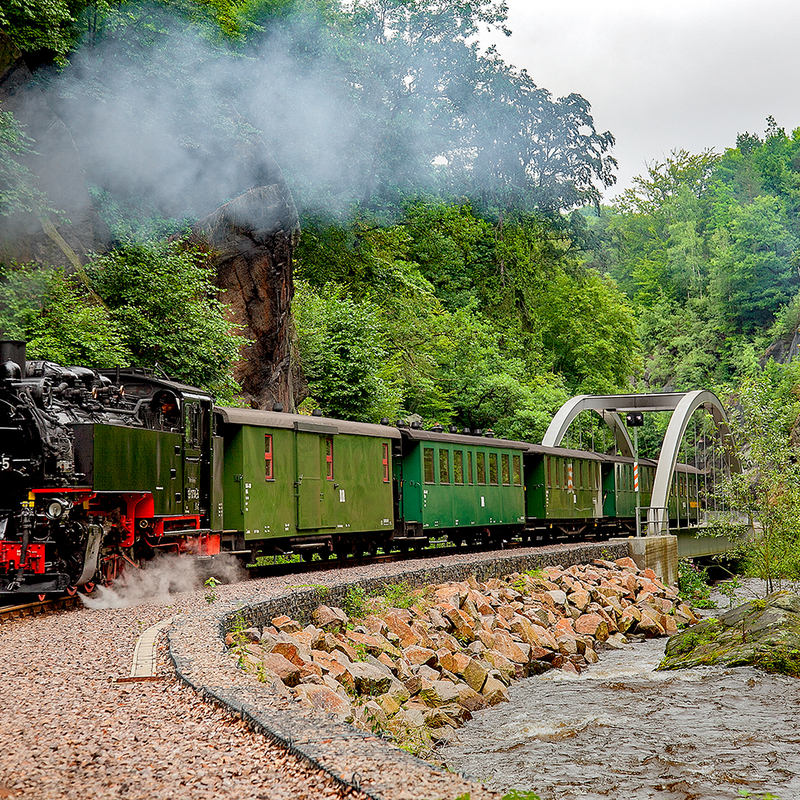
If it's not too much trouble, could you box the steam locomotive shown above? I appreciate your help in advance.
[0,340,702,597]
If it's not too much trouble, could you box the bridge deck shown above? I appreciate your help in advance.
[672,527,746,558]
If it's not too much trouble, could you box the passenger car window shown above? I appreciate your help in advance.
[424,448,435,483]
[439,449,450,484]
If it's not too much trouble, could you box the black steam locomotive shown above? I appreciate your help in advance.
[0,340,220,596]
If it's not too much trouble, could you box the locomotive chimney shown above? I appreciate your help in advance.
[0,340,26,378]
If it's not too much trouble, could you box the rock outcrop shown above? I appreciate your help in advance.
[193,172,299,411]
[659,590,800,675]
[227,558,696,755]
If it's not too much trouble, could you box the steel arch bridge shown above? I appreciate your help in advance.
[542,391,742,552]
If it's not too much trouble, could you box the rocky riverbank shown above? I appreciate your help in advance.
[226,557,697,757]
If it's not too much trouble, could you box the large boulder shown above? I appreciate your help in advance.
[659,591,800,675]
[193,180,299,411]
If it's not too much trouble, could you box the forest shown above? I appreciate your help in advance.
[3,0,800,452]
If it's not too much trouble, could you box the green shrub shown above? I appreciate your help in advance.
[677,559,716,608]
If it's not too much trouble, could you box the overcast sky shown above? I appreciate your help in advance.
[484,0,800,200]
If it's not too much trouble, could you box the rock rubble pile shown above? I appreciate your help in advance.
[226,557,698,753]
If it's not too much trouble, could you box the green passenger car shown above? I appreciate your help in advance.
[602,456,655,520]
[215,408,399,559]
[524,446,604,531]
[396,429,526,542]
[669,463,703,526]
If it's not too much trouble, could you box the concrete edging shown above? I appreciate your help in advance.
[166,542,629,799]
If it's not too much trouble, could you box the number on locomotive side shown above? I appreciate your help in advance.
[186,488,200,501]
[0,455,10,470]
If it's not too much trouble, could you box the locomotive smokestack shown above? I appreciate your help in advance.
[0,340,26,379]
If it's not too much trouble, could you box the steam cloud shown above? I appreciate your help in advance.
[80,551,245,610]
[16,5,444,227]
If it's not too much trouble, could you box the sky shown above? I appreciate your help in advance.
[485,0,800,200]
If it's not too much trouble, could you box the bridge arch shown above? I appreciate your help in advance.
[542,391,739,532]
[541,395,635,456]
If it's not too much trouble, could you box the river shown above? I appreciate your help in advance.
[443,589,800,800]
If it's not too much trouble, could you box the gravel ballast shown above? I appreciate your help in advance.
[0,542,627,800]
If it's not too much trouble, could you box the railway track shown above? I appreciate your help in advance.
[0,594,81,623]
[245,538,533,578]
[0,534,592,621]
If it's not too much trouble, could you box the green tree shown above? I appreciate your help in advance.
[87,239,243,399]
[0,263,130,366]
[0,104,58,219]
[539,268,641,393]
[711,196,799,333]
[293,281,401,421]
[714,369,800,589]
[465,63,617,213]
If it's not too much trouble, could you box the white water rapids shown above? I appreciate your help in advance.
[444,584,800,800]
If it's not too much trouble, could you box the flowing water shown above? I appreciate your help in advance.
[444,636,800,800]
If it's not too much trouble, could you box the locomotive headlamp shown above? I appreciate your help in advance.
[45,498,70,520]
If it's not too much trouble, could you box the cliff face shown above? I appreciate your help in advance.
[762,327,800,367]
[0,33,109,265]
[194,183,300,411]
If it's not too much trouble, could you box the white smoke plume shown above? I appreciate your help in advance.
[80,551,245,610]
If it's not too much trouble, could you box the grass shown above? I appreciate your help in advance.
[753,645,800,678]
[678,559,716,608]
[342,581,425,620]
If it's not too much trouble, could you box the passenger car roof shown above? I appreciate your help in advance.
[214,407,402,439]
[399,428,529,450]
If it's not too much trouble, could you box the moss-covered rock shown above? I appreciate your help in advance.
[658,591,800,676]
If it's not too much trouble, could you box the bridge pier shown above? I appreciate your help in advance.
[612,534,678,586]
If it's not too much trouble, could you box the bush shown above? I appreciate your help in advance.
[677,559,715,609]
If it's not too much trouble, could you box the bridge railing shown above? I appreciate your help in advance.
[638,506,750,537]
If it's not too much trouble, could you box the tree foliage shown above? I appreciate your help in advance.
[3,0,628,434]
[294,199,636,431]
[713,369,800,587]
[0,241,243,399]
[597,123,800,393]
[0,262,130,366]
[0,104,57,219]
